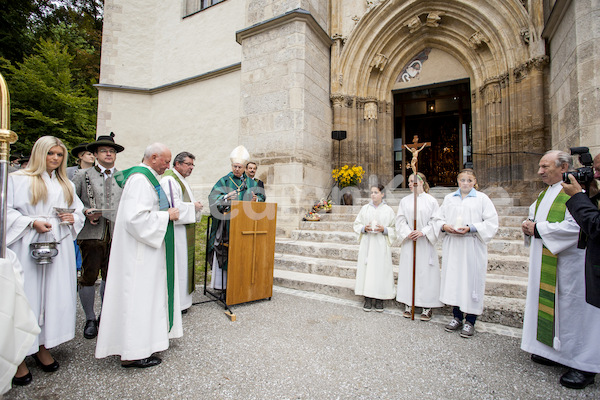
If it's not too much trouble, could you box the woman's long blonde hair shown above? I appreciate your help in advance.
[19,136,74,206]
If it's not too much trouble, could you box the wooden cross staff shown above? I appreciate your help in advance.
[404,135,430,320]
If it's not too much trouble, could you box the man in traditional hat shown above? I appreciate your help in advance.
[160,152,203,314]
[72,133,124,339]
[95,143,182,368]
[67,143,95,180]
[207,145,265,290]
[521,150,600,389]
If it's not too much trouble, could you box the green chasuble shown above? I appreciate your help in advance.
[163,169,196,294]
[114,166,176,331]
[207,172,264,271]
[533,187,570,347]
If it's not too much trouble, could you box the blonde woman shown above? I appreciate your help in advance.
[395,173,443,321]
[7,136,84,386]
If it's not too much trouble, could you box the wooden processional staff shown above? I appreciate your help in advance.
[404,135,430,320]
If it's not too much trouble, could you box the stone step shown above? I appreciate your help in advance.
[278,235,528,262]
[275,239,393,263]
[312,212,526,228]
[292,227,526,245]
[326,203,529,215]
[274,253,358,279]
[349,196,523,208]
[301,222,525,240]
[487,254,529,277]
[275,249,528,280]
[273,269,525,327]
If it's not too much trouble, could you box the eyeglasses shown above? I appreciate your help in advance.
[98,149,117,154]
[182,161,195,167]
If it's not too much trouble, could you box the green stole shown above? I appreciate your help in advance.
[163,170,196,294]
[533,186,570,347]
[114,166,175,331]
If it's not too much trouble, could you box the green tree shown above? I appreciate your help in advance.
[0,39,96,155]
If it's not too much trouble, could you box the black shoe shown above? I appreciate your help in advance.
[181,308,188,315]
[374,299,384,312]
[530,354,562,367]
[363,298,372,312]
[32,354,59,372]
[12,372,32,386]
[560,368,595,389]
[121,355,162,369]
[83,319,98,339]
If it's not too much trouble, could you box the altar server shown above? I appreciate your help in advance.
[6,136,84,384]
[435,169,498,338]
[354,183,397,312]
[396,173,443,320]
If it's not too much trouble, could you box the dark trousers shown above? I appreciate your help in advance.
[77,234,111,286]
[453,306,478,326]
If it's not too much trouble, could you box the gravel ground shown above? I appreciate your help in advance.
[4,287,598,400]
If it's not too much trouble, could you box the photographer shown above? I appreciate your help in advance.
[562,152,600,309]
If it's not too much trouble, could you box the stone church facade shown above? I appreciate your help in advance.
[97,0,599,232]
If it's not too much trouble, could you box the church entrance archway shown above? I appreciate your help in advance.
[393,79,471,188]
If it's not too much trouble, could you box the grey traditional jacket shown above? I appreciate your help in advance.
[73,166,123,240]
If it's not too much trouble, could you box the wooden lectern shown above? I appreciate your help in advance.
[225,201,277,306]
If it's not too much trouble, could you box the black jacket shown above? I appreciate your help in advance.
[566,192,600,308]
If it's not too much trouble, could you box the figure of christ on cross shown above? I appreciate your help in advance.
[404,135,430,175]
[403,135,430,319]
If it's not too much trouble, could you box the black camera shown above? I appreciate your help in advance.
[562,147,595,188]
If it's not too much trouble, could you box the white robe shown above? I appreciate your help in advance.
[160,170,198,311]
[520,182,600,373]
[353,202,397,299]
[95,164,183,361]
[396,192,443,308]
[434,189,498,315]
[6,171,84,354]
[0,250,40,395]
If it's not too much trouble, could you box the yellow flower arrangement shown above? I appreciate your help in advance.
[332,165,365,188]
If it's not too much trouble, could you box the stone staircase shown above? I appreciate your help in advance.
[273,188,530,328]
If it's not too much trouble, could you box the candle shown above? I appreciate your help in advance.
[371,219,378,233]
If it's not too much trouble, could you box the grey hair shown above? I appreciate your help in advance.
[173,151,195,166]
[143,143,168,160]
[544,150,572,168]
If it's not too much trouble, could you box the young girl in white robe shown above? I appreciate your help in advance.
[7,136,84,385]
[353,184,397,312]
[435,169,498,337]
[396,173,443,321]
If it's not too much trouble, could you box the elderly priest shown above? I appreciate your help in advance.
[95,143,182,368]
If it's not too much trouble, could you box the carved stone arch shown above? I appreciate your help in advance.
[331,0,545,189]
[337,0,530,98]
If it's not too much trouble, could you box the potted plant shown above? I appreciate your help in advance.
[332,165,365,205]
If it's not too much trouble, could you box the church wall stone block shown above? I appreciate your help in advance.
[544,0,600,157]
